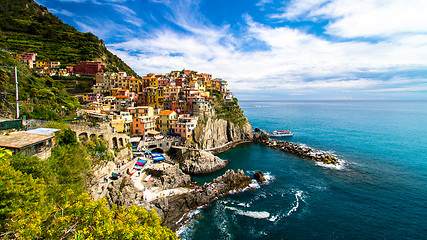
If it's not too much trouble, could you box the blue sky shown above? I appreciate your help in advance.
[36,0,427,100]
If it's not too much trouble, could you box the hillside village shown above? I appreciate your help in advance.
[0,2,252,238]
[8,51,235,141]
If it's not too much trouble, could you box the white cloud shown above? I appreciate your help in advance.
[75,18,133,39]
[269,0,328,20]
[271,0,427,39]
[100,0,427,99]
[49,8,75,17]
[110,4,144,27]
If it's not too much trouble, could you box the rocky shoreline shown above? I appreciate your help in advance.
[254,131,340,165]
[105,168,252,231]
[149,169,251,231]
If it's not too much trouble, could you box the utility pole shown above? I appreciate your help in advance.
[14,66,19,119]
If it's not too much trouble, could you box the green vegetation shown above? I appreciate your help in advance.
[210,90,247,125]
[52,75,95,94]
[0,51,80,120]
[0,0,138,76]
[0,125,177,239]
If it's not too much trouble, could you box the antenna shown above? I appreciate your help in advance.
[15,66,19,119]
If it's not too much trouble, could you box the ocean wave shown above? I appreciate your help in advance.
[245,171,275,185]
[315,159,346,170]
[176,209,202,238]
[225,206,271,219]
[263,172,275,183]
[221,199,251,208]
[248,179,261,189]
[286,190,303,217]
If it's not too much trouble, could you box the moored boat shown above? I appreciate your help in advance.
[268,130,293,137]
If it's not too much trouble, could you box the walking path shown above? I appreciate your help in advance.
[93,158,140,200]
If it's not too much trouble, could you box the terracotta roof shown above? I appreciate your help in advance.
[159,110,175,115]
[0,132,54,149]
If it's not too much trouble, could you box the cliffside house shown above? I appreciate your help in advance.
[128,106,155,118]
[132,116,155,137]
[172,115,198,138]
[0,128,60,160]
[157,110,178,134]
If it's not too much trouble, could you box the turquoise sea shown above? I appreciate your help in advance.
[178,100,427,239]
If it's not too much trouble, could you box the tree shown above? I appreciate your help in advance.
[56,128,77,146]
[0,147,177,239]
[0,148,50,239]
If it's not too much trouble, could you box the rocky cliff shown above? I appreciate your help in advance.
[151,169,251,231]
[181,150,228,175]
[105,176,144,207]
[191,111,253,150]
[104,169,252,231]
[146,166,192,191]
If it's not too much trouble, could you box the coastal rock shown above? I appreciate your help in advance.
[105,176,143,208]
[88,161,117,197]
[254,171,266,183]
[253,130,269,142]
[181,150,228,175]
[264,139,340,165]
[151,169,251,231]
[191,111,253,150]
[146,166,192,190]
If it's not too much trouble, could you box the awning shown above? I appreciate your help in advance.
[135,162,145,166]
[137,159,147,163]
[147,130,160,136]
[167,133,180,136]
[153,156,165,162]
[133,165,143,170]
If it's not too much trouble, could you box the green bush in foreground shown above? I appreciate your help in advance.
[0,147,177,239]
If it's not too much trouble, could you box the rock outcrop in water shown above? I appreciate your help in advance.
[260,138,340,165]
[191,111,253,150]
[150,169,251,231]
[181,150,228,175]
[254,171,266,183]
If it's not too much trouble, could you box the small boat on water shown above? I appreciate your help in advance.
[268,130,293,137]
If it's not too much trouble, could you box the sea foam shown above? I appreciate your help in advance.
[225,206,271,219]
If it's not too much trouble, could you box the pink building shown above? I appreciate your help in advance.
[132,116,155,136]
[173,115,198,138]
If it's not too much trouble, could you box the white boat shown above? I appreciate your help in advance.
[268,130,293,137]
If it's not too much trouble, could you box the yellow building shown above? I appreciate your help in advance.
[157,110,177,134]
[197,80,206,92]
[149,76,159,88]
[110,117,126,133]
[126,77,139,91]
[155,87,164,109]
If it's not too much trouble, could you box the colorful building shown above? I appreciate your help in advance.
[74,61,107,75]
[132,116,155,137]
[128,106,154,118]
[173,115,198,138]
[157,110,178,134]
